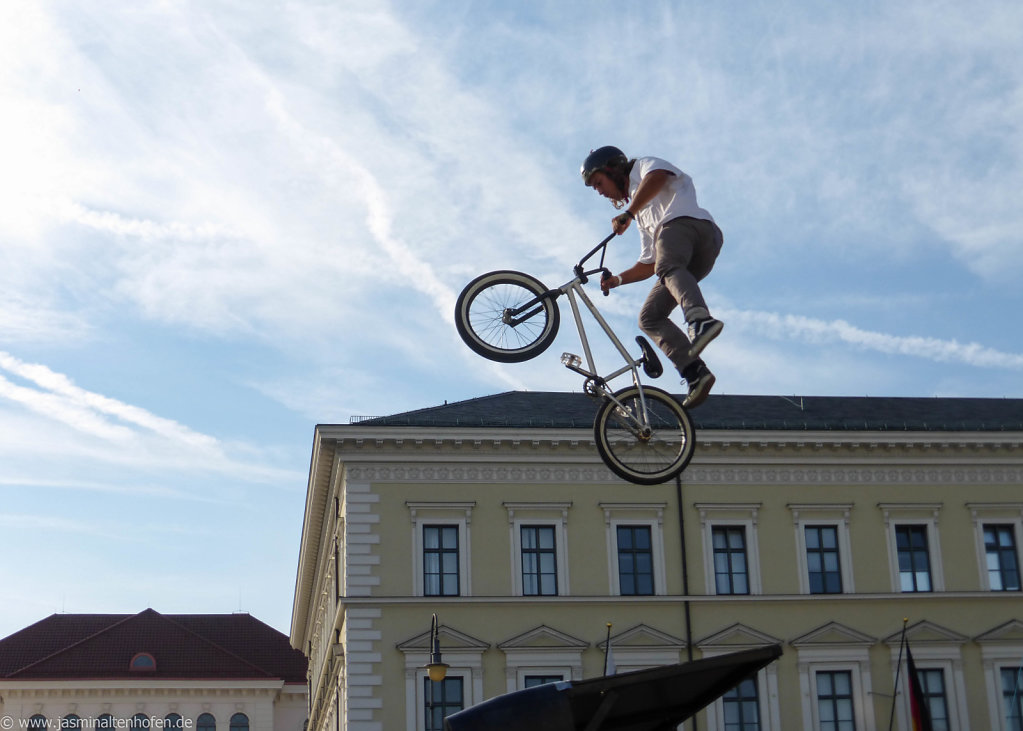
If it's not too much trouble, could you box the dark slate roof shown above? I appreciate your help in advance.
[349,392,1023,432]
[0,609,307,682]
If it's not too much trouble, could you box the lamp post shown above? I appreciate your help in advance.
[425,613,449,682]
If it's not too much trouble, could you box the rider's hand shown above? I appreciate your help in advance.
[612,210,634,235]
[600,273,621,294]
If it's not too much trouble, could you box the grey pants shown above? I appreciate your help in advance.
[638,216,723,373]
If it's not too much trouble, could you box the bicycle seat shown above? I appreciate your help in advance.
[635,336,663,379]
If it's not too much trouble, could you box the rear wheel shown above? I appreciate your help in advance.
[594,386,695,484]
[454,270,560,363]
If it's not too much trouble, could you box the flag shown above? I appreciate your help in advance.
[906,644,934,731]
[603,623,616,676]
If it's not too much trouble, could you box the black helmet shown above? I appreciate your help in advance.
[581,146,628,184]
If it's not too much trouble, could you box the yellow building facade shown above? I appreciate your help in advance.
[290,392,1023,731]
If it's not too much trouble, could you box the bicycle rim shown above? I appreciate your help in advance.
[595,386,695,484]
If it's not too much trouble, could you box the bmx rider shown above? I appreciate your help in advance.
[583,146,724,409]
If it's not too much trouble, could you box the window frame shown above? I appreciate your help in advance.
[814,668,856,731]
[422,523,461,597]
[790,504,854,595]
[696,504,762,596]
[616,524,656,596]
[721,675,762,730]
[423,675,465,731]
[519,524,559,596]
[407,502,475,597]
[968,503,1023,592]
[505,502,571,597]
[880,503,944,593]
[712,524,751,596]
[602,503,667,597]
[398,626,486,731]
[792,629,872,731]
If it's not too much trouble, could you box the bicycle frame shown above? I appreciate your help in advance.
[520,233,662,436]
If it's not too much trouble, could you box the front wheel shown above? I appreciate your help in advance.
[454,270,560,363]
[594,386,695,485]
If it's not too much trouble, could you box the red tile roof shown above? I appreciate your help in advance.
[0,609,307,683]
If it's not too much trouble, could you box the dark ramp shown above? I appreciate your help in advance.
[444,644,782,731]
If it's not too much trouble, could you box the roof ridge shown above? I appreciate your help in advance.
[5,613,137,677]
[155,612,277,678]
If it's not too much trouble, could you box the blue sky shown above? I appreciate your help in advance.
[1,0,1021,639]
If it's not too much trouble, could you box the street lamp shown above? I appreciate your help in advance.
[425,613,449,682]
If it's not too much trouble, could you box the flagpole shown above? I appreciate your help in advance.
[888,618,909,731]
[603,622,613,676]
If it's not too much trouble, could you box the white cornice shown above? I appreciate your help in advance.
[340,460,1023,486]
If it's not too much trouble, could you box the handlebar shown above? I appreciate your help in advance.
[573,231,617,295]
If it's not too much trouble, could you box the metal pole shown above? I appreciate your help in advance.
[888,618,908,731]
[676,474,696,730]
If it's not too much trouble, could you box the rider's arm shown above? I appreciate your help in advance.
[601,261,655,293]
[612,169,675,234]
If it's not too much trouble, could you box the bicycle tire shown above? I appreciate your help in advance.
[594,386,695,485]
[454,270,560,363]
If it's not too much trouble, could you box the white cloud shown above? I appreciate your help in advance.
[724,309,1023,370]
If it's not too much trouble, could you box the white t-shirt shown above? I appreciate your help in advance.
[629,156,714,264]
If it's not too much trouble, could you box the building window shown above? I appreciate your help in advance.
[603,504,668,597]
[521,525,558,596]
[62,716,81,731]
[915,667,949,730]
[985,524,1021,591]
[722,676,760,730]
[425,676,464,730]
[697,504,762,595]
[424,524,460,596]
[229,715,248,731]
[805,525,843,594]
[164,716,183,731]
[131,715,150,731]
[713,526,750,595]
[130,651,157,671]
[97,716,114,731]
[408,502,474,597]
[197,714,216,731]
[28,717,47,731]
[896,525,932,592]
[617,525,654,595]
[525,674,564,687]
[816,670,855,731]
[1002,666,1023,730]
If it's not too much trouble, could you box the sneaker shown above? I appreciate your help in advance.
[688,318,724,357]
[682,364,716,409]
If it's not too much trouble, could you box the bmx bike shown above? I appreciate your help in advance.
[454,233,696,485]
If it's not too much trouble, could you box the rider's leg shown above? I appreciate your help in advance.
[639,286,716,408]
[654,217,722,322]
[638,282,696,374]
[655,217,724,358]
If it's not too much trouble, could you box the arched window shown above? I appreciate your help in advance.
[130,652,156,672]
[97,715,115,731]
[197,713,216,731]
[62,716,82,731]
[229,714,248,731]
[164,715,183,731]
[131,714,150,731]
[29,716,47,731]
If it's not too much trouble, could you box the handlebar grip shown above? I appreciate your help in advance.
[600,269,612,296]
